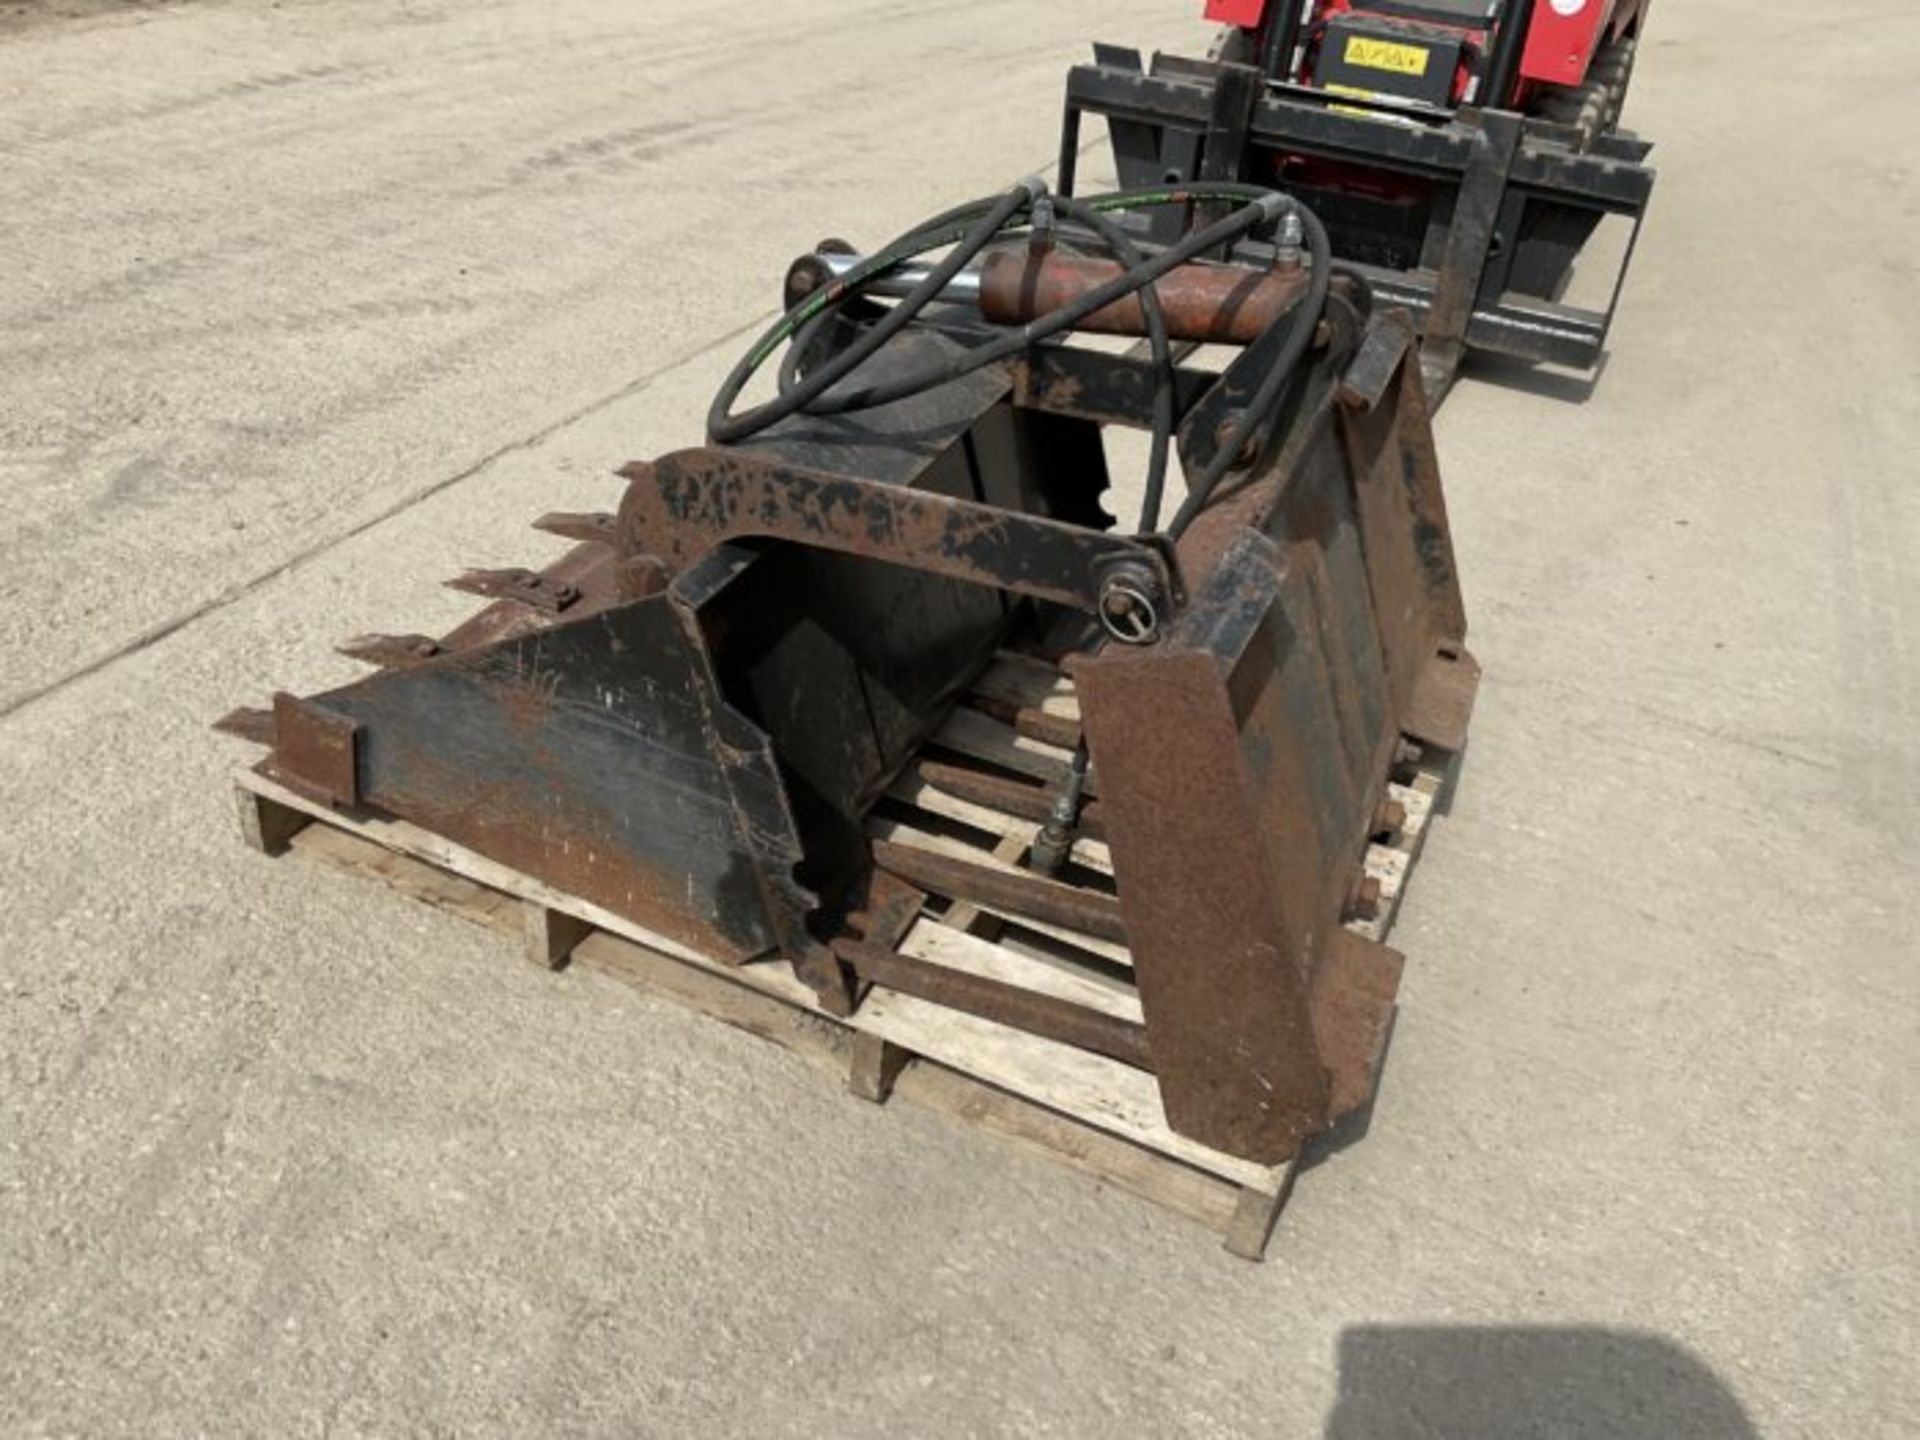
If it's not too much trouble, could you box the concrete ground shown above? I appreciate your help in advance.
[1,0,1913,1433]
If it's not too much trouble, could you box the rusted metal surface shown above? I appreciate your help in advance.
[445,567,580,613]
[1404,646,1481,753]
[834,939,1153,1069]
[1009,344,1220,432]
[438,542,625,654]
[1334,311,1478,751]
[267,693,361,809]
[979,248,1308,345]
[1174,284,1361,494]
[1373,798,1408,839]
[1346,875,1385,922]
[871,839,1127,944]
[1007,706,1082,751]
[1077,641,1333,1160]
[1073,308,1473,1162]
[916,762,1109,842]
[617,449,1175,623]
[845,865,926,952]
[532,510,617,544]
[1310,930,1405,1118]
[1337,316,1413,413]
[274,595,789,968]
[223,233,1474,1169]
[336,633,443,669]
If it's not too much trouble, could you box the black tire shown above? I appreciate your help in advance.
[1601,36,1639,130]
[1524,34,1638,150]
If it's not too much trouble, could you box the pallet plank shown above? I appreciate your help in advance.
[1345,754,1449,943]
[234,767,1281,1196]
[886,775,1115,877]
[898,917,1143,1023]
[890,1061,1242,1231]
[971,651,1081,720]
[237,769,810,995]
[523,903,594,970]
[850,983,1280,1189]
[1224,1169,1301,1261]
[289,823,520,930]
[927,829,1025,940]
[238,744,1462,1248]
[237,784,314,855]
[869,817,1129,963]
[933,707,1081,788]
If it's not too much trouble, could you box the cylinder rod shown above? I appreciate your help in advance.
[815,248,1308,346]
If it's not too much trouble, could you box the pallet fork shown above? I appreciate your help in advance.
[1061,46,1655,398]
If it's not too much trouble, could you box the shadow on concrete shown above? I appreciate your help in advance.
[1326,1326,1760,1439]
[1456,352,1608,407]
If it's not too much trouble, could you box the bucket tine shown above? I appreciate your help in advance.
[444,567,579,612]
[336,633,443,669]
[533,511,617,544]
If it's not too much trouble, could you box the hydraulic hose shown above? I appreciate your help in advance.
[1166,198,1332,539]
[795,194,1182,529]
[712,179,1285,421]
[708,178,1043,448]
[794,196,1280,415]
[1064,201,1174,534]
[770,198,1179,528]
[705,180,1331,538]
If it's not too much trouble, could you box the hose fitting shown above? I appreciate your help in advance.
[1032,744,1092,877]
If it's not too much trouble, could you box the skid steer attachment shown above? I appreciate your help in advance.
[222,181,1478,1166]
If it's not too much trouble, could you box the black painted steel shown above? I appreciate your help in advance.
[1061,48,1655,386]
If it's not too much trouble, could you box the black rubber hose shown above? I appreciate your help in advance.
[798,195,1289,416]
[775,309,822,395]
[1060,200,1175,534]
[709,183,1298,447]
[770,197,1175,530]
[1165,199,1333,539]
[706,182,1331,536]
[706,178,1042,445]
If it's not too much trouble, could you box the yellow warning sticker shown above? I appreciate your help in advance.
[1322,82,1380,116]
[1322,82,1426,126]
[1344,37,1431,76]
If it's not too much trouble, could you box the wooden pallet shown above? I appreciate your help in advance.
[232,652,1452,1261]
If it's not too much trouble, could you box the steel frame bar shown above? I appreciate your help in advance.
[1058,50,1655,379]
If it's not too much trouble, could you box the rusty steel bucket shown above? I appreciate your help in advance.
[223,213,1477,1166]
